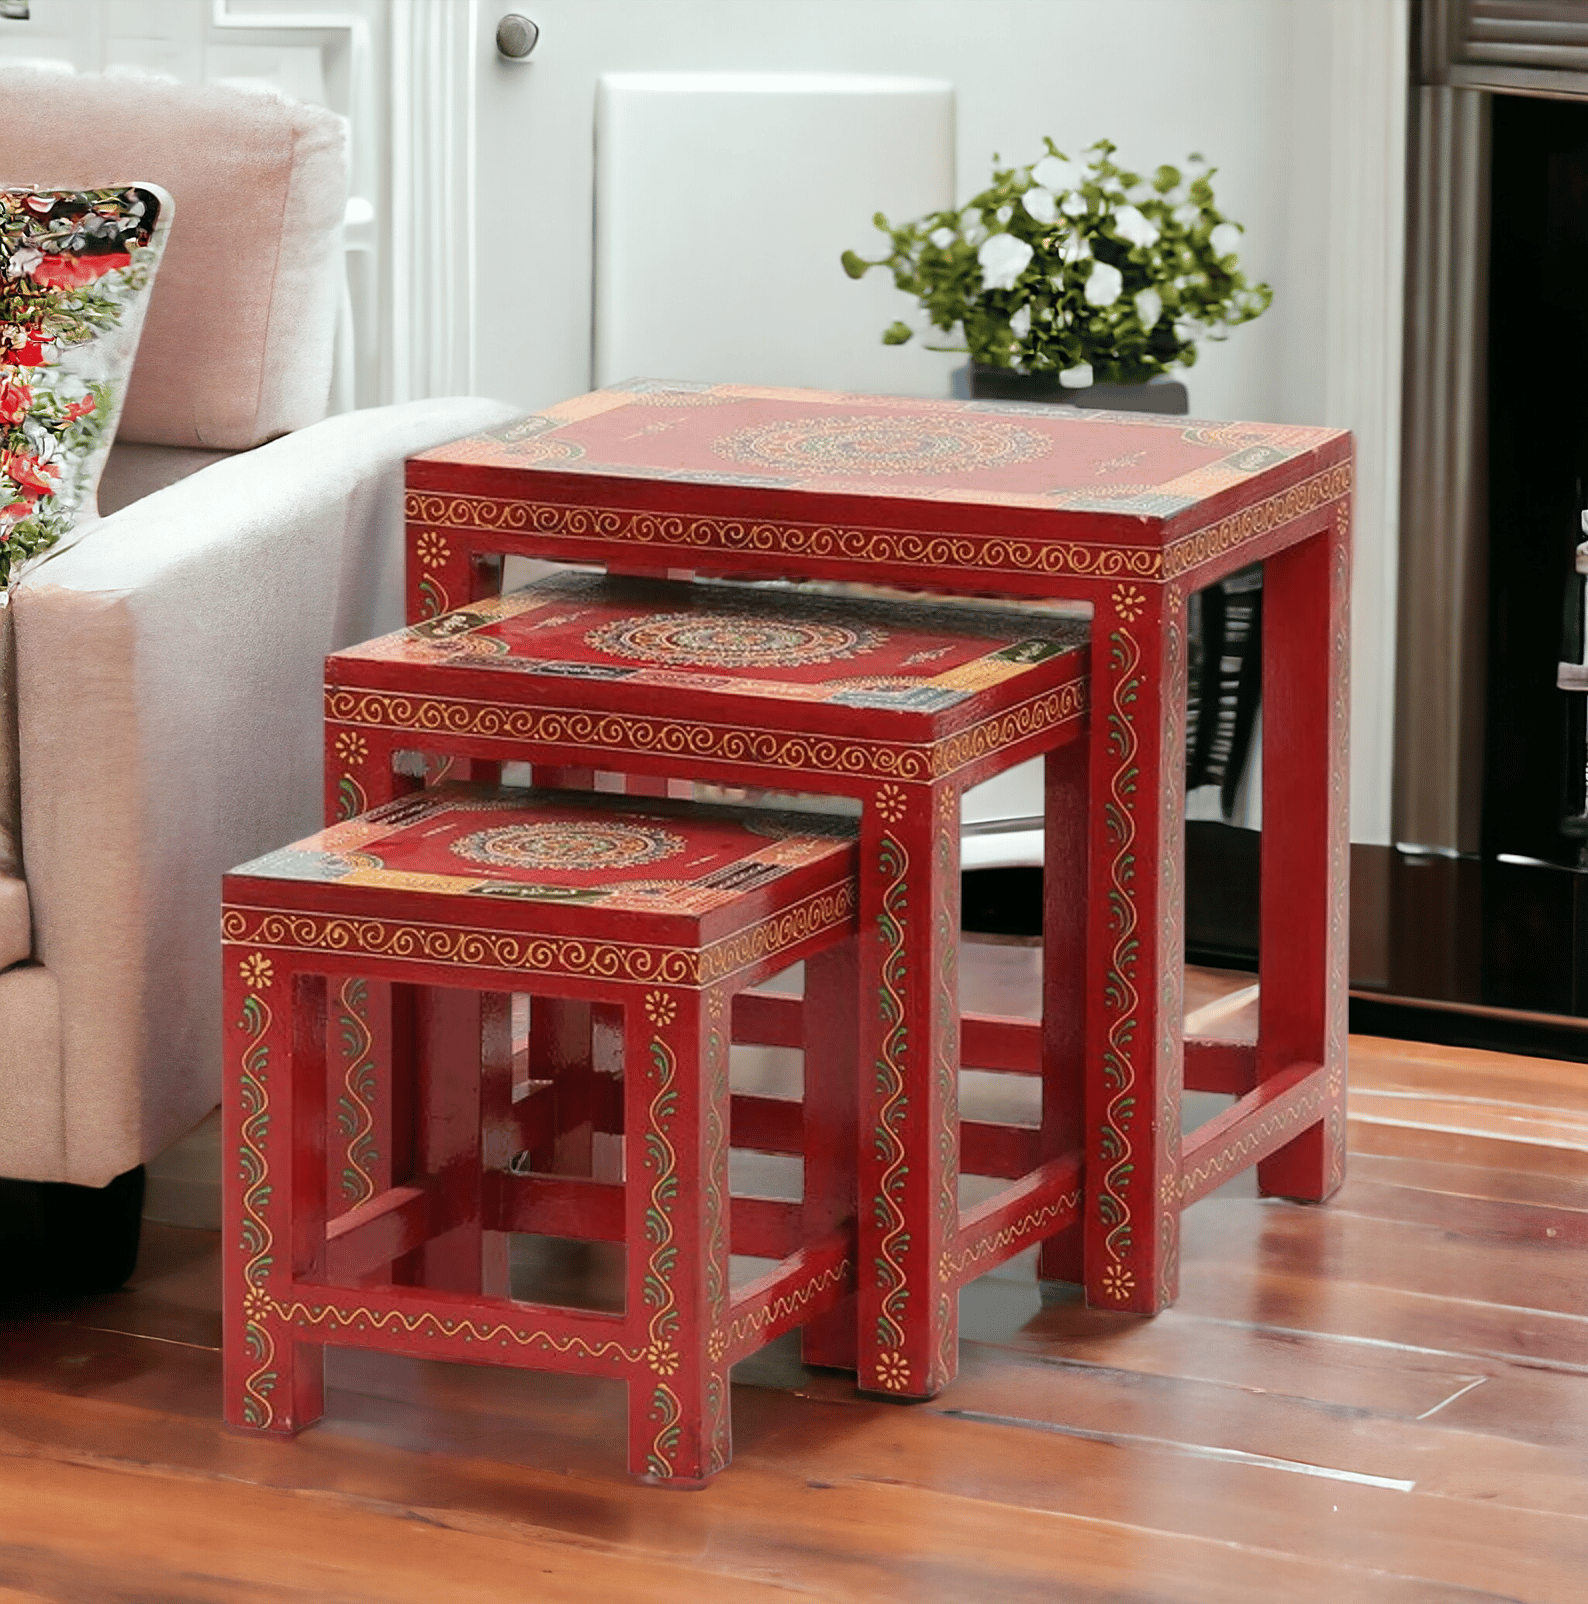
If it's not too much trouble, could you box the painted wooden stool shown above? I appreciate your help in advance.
[324,571,1091,1398]
[222,781,859,1484]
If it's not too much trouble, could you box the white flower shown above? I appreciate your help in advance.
[978,231,1033,291]
[929,226,957,250]
[1175,315,1206,342]
[965,223,986,245]
[1135,287,1162,329]
[996,204,1013,224]
[5,246,42,279]
[1084,260,1123,307]
[1061,191,1089,218]
[1111,205,1160,249]
[1021,187,1058,225]
[1172,204,1200,228]
[1059,362,1093,389]
[1060,233,1091,264]
[1032,154,1081,192]
[1209,222,1242,259]
[1009,304,1031,338]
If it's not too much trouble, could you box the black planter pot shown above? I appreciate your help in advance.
[961,363,1189,414]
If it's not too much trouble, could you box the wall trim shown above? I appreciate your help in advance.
[389,0,478,401]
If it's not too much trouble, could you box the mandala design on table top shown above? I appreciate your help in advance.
[447,820,684,873]
[712,412,1052,477]
[586,611,882,670]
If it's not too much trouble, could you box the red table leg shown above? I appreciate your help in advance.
[1257,511,1351,1202]
[799,935,859,1371]
[856,782,961,1399]
[223,958,326,1435]
[623,985,732,1483]
[1083,582,1188,1314]
[1038,736,1089,1285]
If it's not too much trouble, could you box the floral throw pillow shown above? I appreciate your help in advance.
[1,184,173,590]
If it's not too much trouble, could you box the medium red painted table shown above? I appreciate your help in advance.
[404,380,1353,1384]
[325,572,1091,1400]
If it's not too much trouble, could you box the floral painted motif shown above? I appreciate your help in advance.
[0,185,169,588]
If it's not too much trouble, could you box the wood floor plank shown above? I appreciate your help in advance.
[1170,1258,1588,1373]
[1177,1195,1588,1320]
[1349,1089,1588,1153]
[1346,1150,1588,1212]
[1322,1175,1588,1246]
[967,1291,1493,1419]
[1347,1115,1588,1182]
[1349,1036,1588,1113]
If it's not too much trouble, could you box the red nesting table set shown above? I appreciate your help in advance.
[222,380,1352,1485]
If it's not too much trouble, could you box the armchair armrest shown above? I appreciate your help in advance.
[8,397,518,1185]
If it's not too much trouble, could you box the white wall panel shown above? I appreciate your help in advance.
[593,73,956,396]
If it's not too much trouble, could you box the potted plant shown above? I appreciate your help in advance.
[841,137,1271,412]
[844,140,1272,861]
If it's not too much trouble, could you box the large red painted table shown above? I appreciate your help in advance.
[404,380,1353,1368]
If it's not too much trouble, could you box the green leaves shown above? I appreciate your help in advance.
[841,136,1271,384]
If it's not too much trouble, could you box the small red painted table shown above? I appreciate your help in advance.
[223,782,859,1484]
[404,380,1353,1384]
[325,571,1091,1401]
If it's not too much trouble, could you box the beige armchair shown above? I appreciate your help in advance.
[0,69,514,1292]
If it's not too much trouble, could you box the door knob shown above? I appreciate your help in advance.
[496,13,539,60]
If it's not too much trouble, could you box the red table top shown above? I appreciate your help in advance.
[333,572,1086,722]
[228,783,854,919]
[409,381,1352,589]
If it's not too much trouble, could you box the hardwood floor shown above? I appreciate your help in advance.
[3,954,1586,1603]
